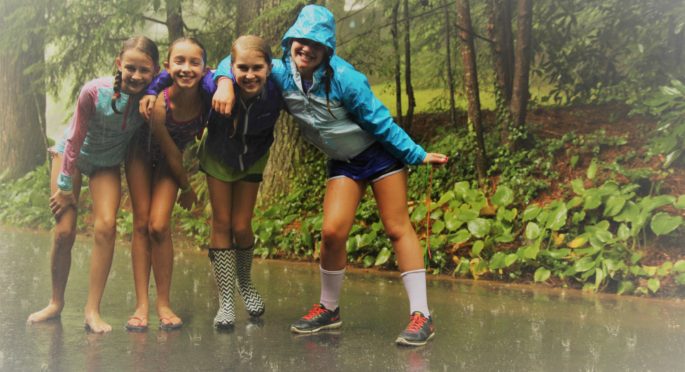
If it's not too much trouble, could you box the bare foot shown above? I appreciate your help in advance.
[27,302,63,324]
[84,312,112,333]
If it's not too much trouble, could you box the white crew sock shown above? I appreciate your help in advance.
[319,266,345,310]
[401,269,430,316]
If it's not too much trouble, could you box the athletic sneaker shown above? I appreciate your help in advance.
[395,311,435,346]
[290,303,342,334]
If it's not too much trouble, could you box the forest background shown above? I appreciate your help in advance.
[1,0,685,297]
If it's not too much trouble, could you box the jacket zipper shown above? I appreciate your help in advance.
[239,100,253,171]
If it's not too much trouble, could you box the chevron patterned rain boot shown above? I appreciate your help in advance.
[235,245,265,317]
[208,248,237,328]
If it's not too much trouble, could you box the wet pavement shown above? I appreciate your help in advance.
[2,226,685,371]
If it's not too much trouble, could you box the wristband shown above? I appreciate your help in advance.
[58,189,73,196]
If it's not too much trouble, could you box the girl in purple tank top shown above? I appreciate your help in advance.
[124,37,209,332]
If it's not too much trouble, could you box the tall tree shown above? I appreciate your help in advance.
[456,0,487,183]
[487,0,514,105]
[166,0,185,41]
[487,0,515,145]
[403,0,416,132]
[391,0,403,125]
[443,0,457,127]
[0,0,48,180]
[509,0,532,151]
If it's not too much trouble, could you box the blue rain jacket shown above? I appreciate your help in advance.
[216,5,426,165]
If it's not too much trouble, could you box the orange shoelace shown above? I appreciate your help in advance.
[303,304,327,320]
[406,312,427,332]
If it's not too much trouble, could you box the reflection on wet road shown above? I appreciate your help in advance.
[2,227,685,371]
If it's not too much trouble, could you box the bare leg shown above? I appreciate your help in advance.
[148,165,181,327]
[230,181,259,247]
[27,154,82,323]
[207,175,234,249]
[319,177,365,271]
[125,146,152,329]
[83,167,121,333]
[371,169,424,272]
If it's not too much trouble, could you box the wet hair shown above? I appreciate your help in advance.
[284,39,336,118]
[112,36,160,114]
[167,36,208,65]
[231,35,272,65]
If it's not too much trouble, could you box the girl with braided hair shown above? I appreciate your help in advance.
[27,36,159,333]
[213,5,447,346]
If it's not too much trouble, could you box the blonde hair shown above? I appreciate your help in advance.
[231,35,272,64]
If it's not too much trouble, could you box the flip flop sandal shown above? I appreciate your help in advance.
[125,316,149,332]
[159,316,183,331]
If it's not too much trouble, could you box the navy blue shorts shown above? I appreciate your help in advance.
[326,142,405,183]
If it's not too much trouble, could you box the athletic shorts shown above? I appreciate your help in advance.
[326,142,405,183]
[198,142,268,183]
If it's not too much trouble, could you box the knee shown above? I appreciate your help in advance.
[383,221,412,243]
[94,217,117,241]
[132,218,149,239]
[232,222,253,245]
[54,227,76,248]
[148,220,170,243]
[212,217,232,238]
[321,224,348,248]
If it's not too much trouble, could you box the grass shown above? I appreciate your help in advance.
[371,82,560,117]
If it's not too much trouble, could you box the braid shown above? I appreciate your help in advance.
[323,56,336,119]
[111,70,123,114]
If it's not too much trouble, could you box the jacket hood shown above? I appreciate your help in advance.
[281,5,336,56]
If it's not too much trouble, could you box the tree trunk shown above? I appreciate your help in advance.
[259,116,303,201]
[166,0,184,42]
[252,0,317,200]
[0,0,47,180]
[456,0,488,183]
[509,0,532,151]
[488,0,514,104]
[391,0,403,126]
[403,0,415,132]
[444,0,457,127]
[487,0,515,146]
[235,0,262,38]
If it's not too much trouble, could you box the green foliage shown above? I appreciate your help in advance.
[635,79,685,169]
[0,161,91,232]
[535,0,685,104]
[0,162,53,228]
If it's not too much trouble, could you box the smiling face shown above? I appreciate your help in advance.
[290,38,326,79]
[232,48,271,99]
[115,49,157,95]
[164,40,207,90]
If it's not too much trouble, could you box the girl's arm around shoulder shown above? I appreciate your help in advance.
[336,63,427,165]
[149,93,197,210]
[140,70,216,120]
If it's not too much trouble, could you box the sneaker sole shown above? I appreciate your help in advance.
[290,320,342,334]
[395,331,435,346]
